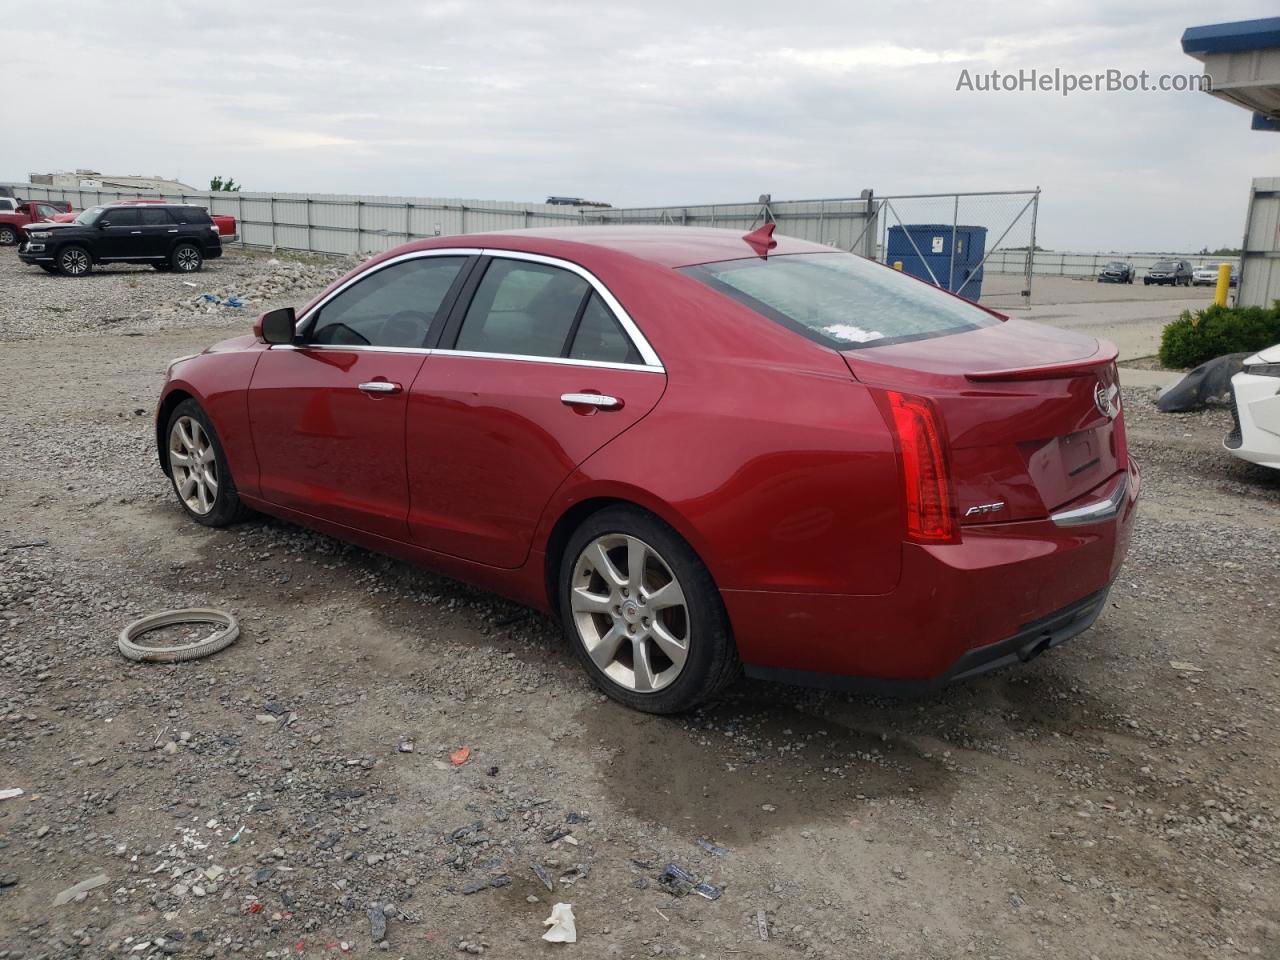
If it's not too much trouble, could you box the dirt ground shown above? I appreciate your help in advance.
[1,251,1278,960]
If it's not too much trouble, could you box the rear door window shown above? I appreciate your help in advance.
[140,207,174,225]
[568,293,641,364]
[454,259,591,358]
[683,251,999,349]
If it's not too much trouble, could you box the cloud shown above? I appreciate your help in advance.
[1,0,1275,251]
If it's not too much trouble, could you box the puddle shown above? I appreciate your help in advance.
[577,687,956,843]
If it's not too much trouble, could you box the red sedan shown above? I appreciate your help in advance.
[156,226,1139,713]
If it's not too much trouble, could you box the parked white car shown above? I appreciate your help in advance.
[1226,345,1280,469]
[1192,263,1222,285]
[1192,262,1239,287]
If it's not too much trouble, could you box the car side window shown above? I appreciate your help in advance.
[454,259,591,358]
[308,256,466,349]
[568,293,642,364]
[103,208,140,226]
[140,208,173,225]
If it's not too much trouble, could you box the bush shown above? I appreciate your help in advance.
[1158,302,1280,369]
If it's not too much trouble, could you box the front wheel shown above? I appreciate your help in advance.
[559,506,738,714]
[172,243,203,273]
[0,225,17,246]
[57,246,92,276]
[165,399,245,527]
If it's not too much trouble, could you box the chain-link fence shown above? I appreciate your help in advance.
[867,190,1040,309]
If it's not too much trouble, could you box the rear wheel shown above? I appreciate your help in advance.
[0,225,17,245]
[165,399,245,527]
[172,243,202,273]
[57,245,92,276]
[559,506,738,714]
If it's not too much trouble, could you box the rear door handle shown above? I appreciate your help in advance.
[561,392,622,410]
[167,229,178,233]
[358,381,402,395]
[130,230,142,234]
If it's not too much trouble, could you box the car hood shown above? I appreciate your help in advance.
[203,334,260,355]
[30,221,85,229]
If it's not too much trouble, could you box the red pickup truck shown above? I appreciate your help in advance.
[0,200,65,245]
[51,198,238,243]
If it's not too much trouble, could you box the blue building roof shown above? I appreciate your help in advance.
[1182,17,1280,57]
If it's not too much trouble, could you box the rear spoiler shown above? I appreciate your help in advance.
[965,340,1118,382]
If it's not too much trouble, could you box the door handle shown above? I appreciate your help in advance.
[167,229,178,233]
[561,392,622,410]
[130,230,142,234]
[358,381,402,395]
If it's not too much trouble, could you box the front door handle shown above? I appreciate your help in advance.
[130,230,143,234]
[561,392,622,410]
[358,381,402,395]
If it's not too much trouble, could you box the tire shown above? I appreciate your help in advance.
[118,608,239,663]
[165,398,246,527]
[172,242,203,273]
[0,225,17,246]
[558,505,739,714]
[57,245,92,276]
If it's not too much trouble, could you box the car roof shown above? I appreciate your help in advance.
[429,225,835,269]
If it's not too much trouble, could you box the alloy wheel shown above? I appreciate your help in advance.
[176,247,201,271]
[169,416,218,515]
[61,249,89,275]
[570,533,691,693]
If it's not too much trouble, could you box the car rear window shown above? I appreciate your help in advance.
[682,252,998,349]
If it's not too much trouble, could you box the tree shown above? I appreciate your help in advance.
[209,176,240,192]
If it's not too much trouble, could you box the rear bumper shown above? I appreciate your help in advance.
[205,245,223,260]
[726,457,1140,692]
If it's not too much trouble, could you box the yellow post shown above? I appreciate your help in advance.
[1215,263,1232,306]
[893,261,903,271]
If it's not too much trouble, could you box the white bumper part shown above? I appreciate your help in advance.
[1228,371,1280,469]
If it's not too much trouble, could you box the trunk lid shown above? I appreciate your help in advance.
[844,319,1127,524]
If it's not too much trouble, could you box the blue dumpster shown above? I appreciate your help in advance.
[886,224,987,300]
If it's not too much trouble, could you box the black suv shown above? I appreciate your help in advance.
[1144,259,1192,287]
[18,203,222,276]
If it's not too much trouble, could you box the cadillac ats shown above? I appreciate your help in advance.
[156,226,1139,713]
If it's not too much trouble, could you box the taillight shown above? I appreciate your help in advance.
[885,391,957,544]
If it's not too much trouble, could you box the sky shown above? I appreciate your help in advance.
[1,1,1276,252]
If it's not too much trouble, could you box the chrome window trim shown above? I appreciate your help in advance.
[267,342,663,373]
[291,246,663,371]
[1050,473,1128,527]
[434,349,663,373]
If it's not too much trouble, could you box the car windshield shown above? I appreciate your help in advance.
[1198,263,1219,270]
[75,206,105,226]
[1105,262,1126,269]
[682,251,998,349]
[1152,260,1175,270]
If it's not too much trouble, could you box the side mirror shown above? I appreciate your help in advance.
[257,307,297,345]
[98,220,111,228]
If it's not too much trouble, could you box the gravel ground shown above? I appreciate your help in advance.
[0,249,1277,960]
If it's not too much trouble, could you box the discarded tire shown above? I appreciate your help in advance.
[118,608,239,663]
